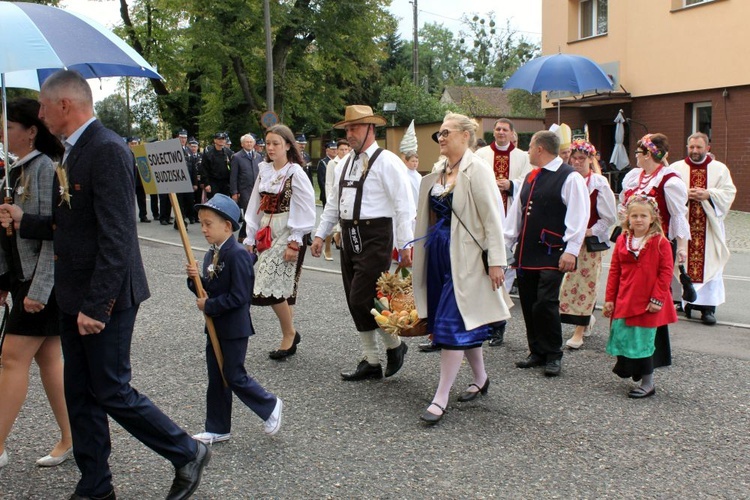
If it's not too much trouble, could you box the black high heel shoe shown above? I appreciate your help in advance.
[420,402,446,425]
[269,332,301,360]
[457,378,490,402]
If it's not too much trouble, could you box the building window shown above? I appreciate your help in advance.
[685,0,713,5]
[580,0,608,39]
[692,102,712,140]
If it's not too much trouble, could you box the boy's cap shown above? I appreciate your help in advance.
[195,193,240,231]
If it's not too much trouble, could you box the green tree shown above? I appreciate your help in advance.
[116,0,397,141]
[94,94,130,138]
[458,14,539,87]
[378,79,455,127]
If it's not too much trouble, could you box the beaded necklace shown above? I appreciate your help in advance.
[637,164,663,191]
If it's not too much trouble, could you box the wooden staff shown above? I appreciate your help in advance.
[170,192,227,387]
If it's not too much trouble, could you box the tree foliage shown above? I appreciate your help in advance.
[94,94,130,138]
[97,3,538,142]
[378,79,456,126]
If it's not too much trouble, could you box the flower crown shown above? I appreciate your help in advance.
[624,193,660,214]
[571,138,596,156]
[639,134,666,160]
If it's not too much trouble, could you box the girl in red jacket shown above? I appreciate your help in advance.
[603,194,677,399]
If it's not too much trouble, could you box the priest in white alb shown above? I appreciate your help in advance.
[672,132,736,325]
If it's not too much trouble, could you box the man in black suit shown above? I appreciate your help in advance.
[0,70,210,500]
[229,133,261,240]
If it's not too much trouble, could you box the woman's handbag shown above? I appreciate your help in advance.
[678,264,698,303]
[585,235,609,252]
[609,226,623,243]
[255,221,273,253]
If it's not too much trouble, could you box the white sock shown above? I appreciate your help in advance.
[359,330,380,365]
[378,328,401,349]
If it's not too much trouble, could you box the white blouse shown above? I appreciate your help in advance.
[587,173,618,246]
[619,166,690,241]
[243,162,316,245]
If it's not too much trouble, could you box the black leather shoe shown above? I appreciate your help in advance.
[418,340,441,353]
[488,323,505,347]
[160,220,170,225]
[269,332,301,360]
[684,303,693,319]
[544,359,562,377]
[139,217,151,223]
[515,355,545,369]
[385,342,408,377]
[341,360,383,381]
[701,311,717,325]
[420,402,445,425]
[166,441,211,500]
[457,378,490,402]
[268,345,297,360]
[69,490,116,500]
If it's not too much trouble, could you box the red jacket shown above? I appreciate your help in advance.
[605,233,678,328]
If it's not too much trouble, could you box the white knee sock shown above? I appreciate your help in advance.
[360,330,380,365]
[378,328,401,349]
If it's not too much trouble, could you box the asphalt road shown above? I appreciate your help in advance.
[1,217,749,499]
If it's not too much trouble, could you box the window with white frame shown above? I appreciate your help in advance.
[692,102,712,140]
[580,0,608,39]
[685,0,714,6]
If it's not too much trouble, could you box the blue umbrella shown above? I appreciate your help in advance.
[0,1,162,84]
[504,53,613,94]
[0,1,162,197]
[504,53,613,122]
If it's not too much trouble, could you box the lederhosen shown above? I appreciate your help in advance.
[337,149,392,332]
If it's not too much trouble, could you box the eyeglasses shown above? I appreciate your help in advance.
[436,129,458,139]
[634,149,648,155]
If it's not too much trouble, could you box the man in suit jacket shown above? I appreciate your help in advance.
[230,134,261,240]
[0,70,210,500]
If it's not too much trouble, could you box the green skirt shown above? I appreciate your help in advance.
[606,318,656,359]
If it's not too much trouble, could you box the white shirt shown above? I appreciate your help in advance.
[315,142,416,249]
[243,162,316,245]
[406,168,421,210]
[587,173,618,246]
[620,166,690,241]
[62,117,97,163]
[504,157,590,257]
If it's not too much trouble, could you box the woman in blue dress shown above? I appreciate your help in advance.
[412,113,511,425]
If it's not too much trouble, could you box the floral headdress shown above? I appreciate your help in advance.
[639,134,666,160]
[571,138,596,156]
[624,192,660,215]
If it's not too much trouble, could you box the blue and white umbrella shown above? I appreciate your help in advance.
[0,1,161,86]
[0,1,161,195]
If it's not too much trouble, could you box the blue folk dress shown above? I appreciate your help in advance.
[426,192,491,350]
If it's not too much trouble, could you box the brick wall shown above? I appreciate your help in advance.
[546,88,749,212]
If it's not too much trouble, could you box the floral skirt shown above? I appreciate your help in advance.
[559,243,603,326]
[253,211,305,306]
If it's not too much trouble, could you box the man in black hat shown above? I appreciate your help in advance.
[201,132,234,200]
[310,105,415,381]
[296,134,313,186]
[170,129,194,228]
[187,138,202,221]
[317,141,337,206]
